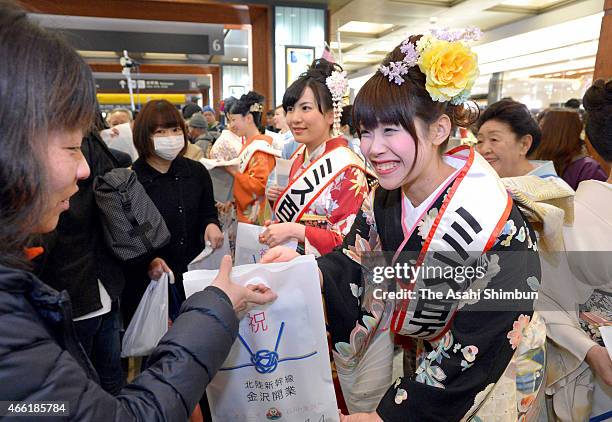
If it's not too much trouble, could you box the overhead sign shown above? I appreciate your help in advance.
[61,28,224,56]
[95,78,198,92]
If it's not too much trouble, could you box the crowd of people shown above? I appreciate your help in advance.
[0,2,610,421]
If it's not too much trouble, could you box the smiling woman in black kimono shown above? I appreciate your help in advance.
[263,30,546,422]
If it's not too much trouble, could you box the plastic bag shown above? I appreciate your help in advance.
[121,272,169,357]
[188,232,231,271]
[183,255,339,422]
[234,222,297,265]
[99,122,138,161]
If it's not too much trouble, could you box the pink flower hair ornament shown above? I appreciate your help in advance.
[325,70,349,137]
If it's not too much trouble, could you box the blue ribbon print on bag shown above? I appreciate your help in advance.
[220,322,318,373]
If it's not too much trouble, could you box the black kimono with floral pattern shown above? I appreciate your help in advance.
[317,183,546,422]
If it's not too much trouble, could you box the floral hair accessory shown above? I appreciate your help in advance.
[378,27,482,105]
[379,40,418,85]
[325,70,349,137]
[249,103,263,113]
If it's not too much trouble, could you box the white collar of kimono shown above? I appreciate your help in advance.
[402,157,462,225]
[394,148,487,262]
[302,141,327,168]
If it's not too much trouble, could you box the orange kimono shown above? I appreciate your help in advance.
[233,134,276,224]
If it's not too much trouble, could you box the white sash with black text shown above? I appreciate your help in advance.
[237,139,279,173]
[391,147,513,340]
[274,146,364,223]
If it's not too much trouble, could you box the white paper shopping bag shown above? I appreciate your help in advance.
[234,222,297,265]
[209,168,235,203]
[200,157,240,170]
[100,122,138,161]
[183,255,339,422]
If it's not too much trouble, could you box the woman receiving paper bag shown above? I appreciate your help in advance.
[0,5,276,419]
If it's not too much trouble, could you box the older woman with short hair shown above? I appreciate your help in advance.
[475,99,556,178]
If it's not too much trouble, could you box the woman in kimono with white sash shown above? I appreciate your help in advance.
[264,31,546,421]
[535,80,612,422]
[260,59,369,256]
[475,88,611,420]
[225,91,278,225]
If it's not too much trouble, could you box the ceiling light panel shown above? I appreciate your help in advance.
[499,0,565,9]
[343,53,385,63]
[503,57,596,79]
[474,13,602,64]
[338,21,394,34]
[479,40,598,75]
[330,41,355,50]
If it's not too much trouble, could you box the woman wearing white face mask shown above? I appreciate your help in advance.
[125,100,224,321]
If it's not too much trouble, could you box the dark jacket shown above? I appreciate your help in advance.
[0,263,238,420]
[123,156,220,321]
[33,132,126,317]
[131,156,220,279]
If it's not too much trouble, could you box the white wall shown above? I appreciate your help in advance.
[222,65,250,100]
[274,6,325,106]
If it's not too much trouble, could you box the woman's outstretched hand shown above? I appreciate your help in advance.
[259,222,303,247]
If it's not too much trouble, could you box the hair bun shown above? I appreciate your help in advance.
[240,91,265,107]
[303,58,343,82]
[448,100,480,128]
[583,79,612,113]
[222,96,237,113]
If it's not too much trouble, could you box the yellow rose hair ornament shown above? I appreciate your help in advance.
[379,27,482,105]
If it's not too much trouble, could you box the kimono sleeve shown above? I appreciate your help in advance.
[316,197,375,345]
[305,166,368,256]
[233,151,275,211]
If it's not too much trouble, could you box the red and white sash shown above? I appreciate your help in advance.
[390,146,513,340]
[274,146,364,223]
[238,138,280,173]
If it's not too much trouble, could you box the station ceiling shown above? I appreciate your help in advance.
[327,0,587,72]
[28,0,601,77]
